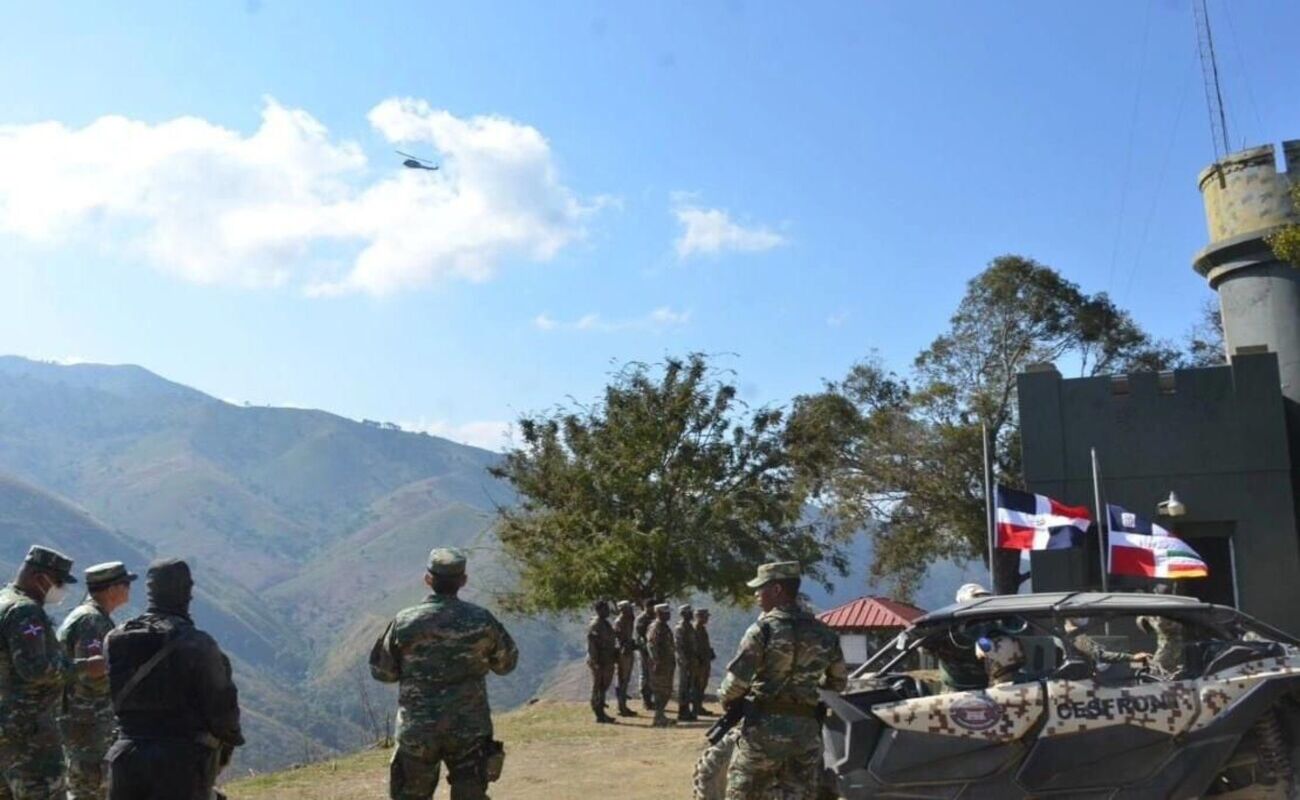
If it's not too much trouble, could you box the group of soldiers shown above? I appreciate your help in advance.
[0,545,242,799]
[585,599,716,726]
[372,549,847,799]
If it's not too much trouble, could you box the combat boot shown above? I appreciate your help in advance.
[617,702,638,717]
[677,704,697,722]
[652,711,676,728]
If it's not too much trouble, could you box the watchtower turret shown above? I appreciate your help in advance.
[1194,141,1300,399]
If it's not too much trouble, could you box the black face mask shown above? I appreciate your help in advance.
[146,558,193,616]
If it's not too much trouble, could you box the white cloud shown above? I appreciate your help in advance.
[0,98,598,295]
[672,199,786,259]
[826,311,850,328]
[401,418,511,452]
[532,306,690,333]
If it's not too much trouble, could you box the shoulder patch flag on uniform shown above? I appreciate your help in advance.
[994,485,1091,550]
[1107,504,1208,579]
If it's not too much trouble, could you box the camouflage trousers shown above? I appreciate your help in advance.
[0,714,66,800]
[390,736,491,800]
[677,662,695,712]
[693,662,711,709]
[588,662,615,716]
[725,718,821,800]
[615,652,634,706]
[60,705,116,800]
[650,671,674,719]
[638,650,654,705]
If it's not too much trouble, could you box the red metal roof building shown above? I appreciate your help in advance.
[817,596,926,633]
[817,596,927,667]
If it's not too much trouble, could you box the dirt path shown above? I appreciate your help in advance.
[226,701,713,799]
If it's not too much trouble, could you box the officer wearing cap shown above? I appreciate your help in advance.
[0,544,91,799]
[692,608,716,717]
[674,604,697,722]
[611,601,638,717]
[719,562,846,800]
[634,599,658,711]
[645,602,677,727]
[104,558,243,799]
[57,561,136,799]
[371,547,518,799]
[585,600,618,724]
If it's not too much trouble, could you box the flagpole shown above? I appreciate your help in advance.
[983,424,996,589]
[1091,447,1109,593]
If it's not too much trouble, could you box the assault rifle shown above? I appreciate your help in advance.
[705,699,748,746]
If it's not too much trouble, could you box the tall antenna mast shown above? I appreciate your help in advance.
[1193,0,1232,161]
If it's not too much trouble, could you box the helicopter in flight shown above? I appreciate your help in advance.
[396,151,439,171]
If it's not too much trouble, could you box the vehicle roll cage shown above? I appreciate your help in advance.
[848,591,1298,680]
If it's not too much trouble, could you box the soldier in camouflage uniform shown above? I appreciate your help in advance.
[674,605,698,722]
[1137,615,1187,676]
[634,600,657,711]
[719,562,847,800]
[0,545,92,800]
[692,608,716,717]
[612,601,638,717]
[646,603,676,728]
[57,561,136,800]
[585,600,618,724]
[371,548,518,800]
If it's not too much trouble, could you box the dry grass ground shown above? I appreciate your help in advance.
[225,701,712,799]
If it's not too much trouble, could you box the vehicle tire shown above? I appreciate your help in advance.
[692,728,740,800]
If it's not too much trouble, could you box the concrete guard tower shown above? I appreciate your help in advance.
[1195,141,1300,398]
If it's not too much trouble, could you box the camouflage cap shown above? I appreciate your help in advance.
[654,603,671,614]
[25,545,76,584]
[679,604,693,614]
[85,561,137,591]
[616,600,632,611]
[427,548,467,576]
[696,608,710,617]
[745,560,800,589]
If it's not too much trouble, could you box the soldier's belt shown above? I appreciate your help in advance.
[752,698,820,718]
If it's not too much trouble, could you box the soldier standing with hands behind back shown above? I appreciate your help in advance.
[674,605,697,722]
[634,600,657,711]
[612,601,638,717]
[692,608,716,717]
[58,561,137,800]
[646,603,676,728]
[371,548,518,800]
[585,600,618,724]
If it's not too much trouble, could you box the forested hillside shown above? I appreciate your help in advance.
[0,356,975,770]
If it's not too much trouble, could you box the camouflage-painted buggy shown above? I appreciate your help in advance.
[820,592,1300,799]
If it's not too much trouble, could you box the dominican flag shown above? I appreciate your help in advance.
[1107,504,1208,579]
[994,485,1091,550]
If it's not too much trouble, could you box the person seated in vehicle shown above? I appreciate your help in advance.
[974,634,1031,687]
[1063,617,1151,670]
[1136,614,1188,677]
[928,583,993,692]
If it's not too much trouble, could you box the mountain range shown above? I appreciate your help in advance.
[0,356,978,771]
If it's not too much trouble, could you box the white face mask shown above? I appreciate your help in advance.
[43,581,67,608]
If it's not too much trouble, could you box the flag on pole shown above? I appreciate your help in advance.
[1107,504,1208,578]
[994,485,1091,550]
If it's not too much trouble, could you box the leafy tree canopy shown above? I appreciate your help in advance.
[490,354,847,612]
[786,255,1180,597]
[1268,184,1300,268]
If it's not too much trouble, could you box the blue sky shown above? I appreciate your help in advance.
[1,1,1297,449]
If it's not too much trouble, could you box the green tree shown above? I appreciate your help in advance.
[490,354,847,612]
[1268,184,1300,268]
[1183,301,1226,368]
[787,256,1178,597]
